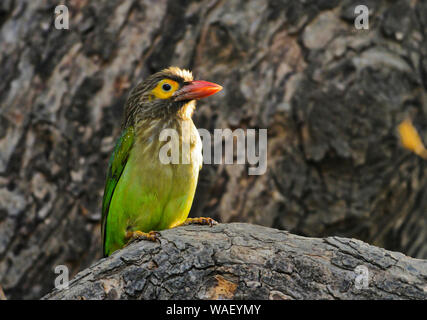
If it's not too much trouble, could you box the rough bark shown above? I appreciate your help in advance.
[43,223,427,300]
[0,0,426,299]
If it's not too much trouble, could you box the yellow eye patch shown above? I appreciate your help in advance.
[150,79,179,100]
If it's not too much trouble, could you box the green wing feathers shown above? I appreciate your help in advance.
[101,126,135,256]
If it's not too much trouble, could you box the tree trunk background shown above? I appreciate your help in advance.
[43,223,427,300]
[0,0,426,299]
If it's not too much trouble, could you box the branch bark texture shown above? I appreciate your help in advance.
[44,223,427,300]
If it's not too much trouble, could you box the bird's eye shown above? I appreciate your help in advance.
[162,83,172,91]
[151,79,178,99]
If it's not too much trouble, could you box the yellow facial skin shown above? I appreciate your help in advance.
[150,79,180,100]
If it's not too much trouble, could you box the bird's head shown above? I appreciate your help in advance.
[123,67,222,126]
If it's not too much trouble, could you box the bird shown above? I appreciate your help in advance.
[101,67,222,257]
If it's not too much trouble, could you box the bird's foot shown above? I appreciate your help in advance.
[178,217,218,227]
[124,230,160,246]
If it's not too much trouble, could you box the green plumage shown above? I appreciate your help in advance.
[101,126,135,256]
[101,118,202,256]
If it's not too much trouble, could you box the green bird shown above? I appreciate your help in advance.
[101,67,222,257]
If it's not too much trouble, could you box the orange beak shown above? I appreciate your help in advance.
[173,80,223,102]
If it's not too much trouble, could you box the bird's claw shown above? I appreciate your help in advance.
[125,230,161,246]
[205,217,218,227]
[179,217,218,227]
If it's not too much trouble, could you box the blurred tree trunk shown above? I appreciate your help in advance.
[0,0,426,299]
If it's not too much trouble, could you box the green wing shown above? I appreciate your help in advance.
[101,125,135,256]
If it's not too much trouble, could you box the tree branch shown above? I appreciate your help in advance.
[43,223,427,300]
